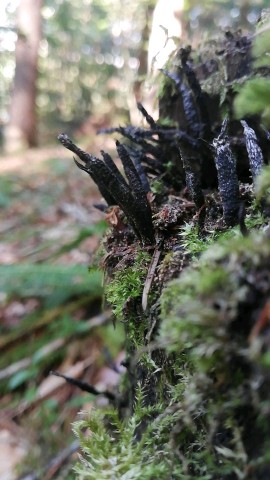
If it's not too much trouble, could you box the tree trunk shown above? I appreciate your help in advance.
[4,0,43,152]
[147,0,183,74]
[137,0,184,120]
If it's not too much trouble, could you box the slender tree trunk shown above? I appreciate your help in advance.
[138,0,183,119]
[4,0,43,152]
[147,0,183,74]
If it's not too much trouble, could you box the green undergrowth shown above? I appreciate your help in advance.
[0,174,17,208]
[0,264,103,392]
[0,154,110,475]
[0,263,102,308]
[16,400,76,479]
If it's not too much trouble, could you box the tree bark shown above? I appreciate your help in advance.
[4,0,43,152]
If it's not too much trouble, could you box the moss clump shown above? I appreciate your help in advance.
[73,386,182,480]
[179,208,267,259]
[159,231,270,478]
[255,165,270,205]
[105,250,151,322]
[234,10,270,126]
[151,178,166,195]
[75,230,270,479]
[73,229,270,479]
[105,250,152,351]
[71,26,270,479]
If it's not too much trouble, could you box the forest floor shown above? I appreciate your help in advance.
[0,139,122,480]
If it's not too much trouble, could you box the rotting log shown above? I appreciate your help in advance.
[59,22,270,480]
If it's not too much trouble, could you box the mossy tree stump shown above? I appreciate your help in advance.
[59,21,270,480]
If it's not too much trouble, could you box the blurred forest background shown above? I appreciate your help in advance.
[1,0,269,150]
[0,1,269,479]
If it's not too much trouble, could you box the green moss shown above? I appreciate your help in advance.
[234,14,270,126]
[158,230,270,477]
[179,207,267,258]
[105,251,151,321]
[157,117,178,128]
[74,218,270,479]
[151,178,166,195]
[179,223,215,256]
[234,77,270,126]
[74,171,270,480]
[73,385,182,480]
[255,165,270,204]
[161,233,266,351]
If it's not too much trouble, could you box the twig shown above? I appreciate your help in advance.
[17,440,80,480]
[142,241,163,312]
[50,371,115,401]
[43,440,80,480]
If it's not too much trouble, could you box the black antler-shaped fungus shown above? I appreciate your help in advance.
[126,147,151,193]
[161,68,201,137]
[161,63,206,225]
[58,133,155,245]
[137,102,157,129]
[212,119,240,227]
[179,47,209,138]
[241,120,264,181]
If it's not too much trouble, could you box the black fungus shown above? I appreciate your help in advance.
[58,133,155,245]
[241,120,264,181]
[212,119,240,227]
